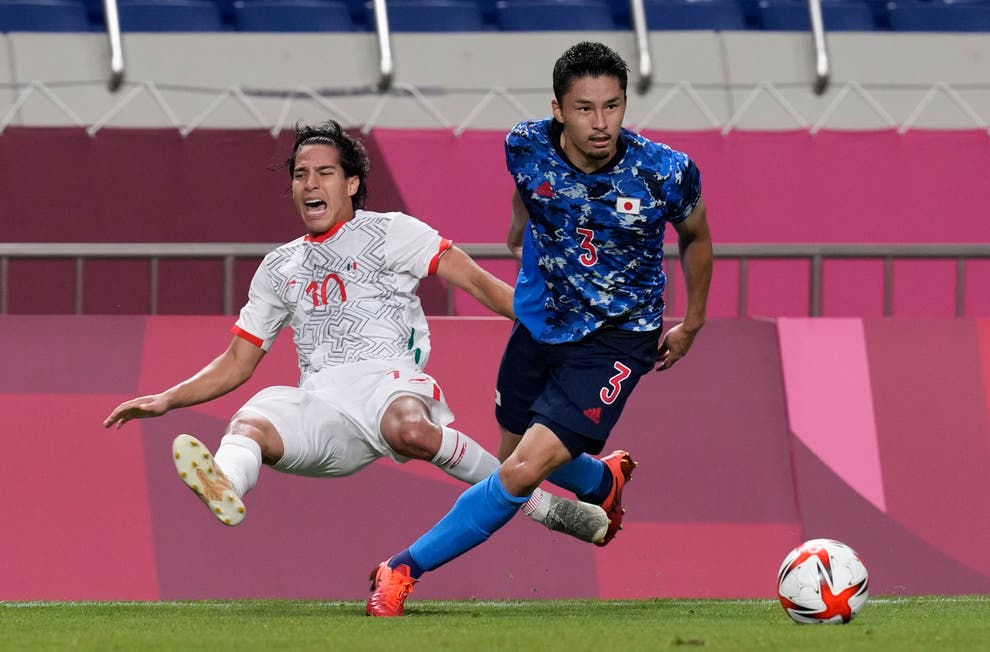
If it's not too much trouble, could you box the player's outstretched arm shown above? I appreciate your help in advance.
[657,197,713,371]
[103,336,266,429]
[435,246,516,321]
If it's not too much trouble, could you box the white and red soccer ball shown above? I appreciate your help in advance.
[777,538,869,624]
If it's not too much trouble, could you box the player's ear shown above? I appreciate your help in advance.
[347,175,359,197]
[551,99,563,123]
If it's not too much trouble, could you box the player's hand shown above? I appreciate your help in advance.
[103,394,169,429]
[655,323,700,371]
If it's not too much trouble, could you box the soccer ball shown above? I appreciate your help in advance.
[777,538,869,624]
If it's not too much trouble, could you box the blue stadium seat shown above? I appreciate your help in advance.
[495,0,616,30]
[0,0,91,31]
[885,0,990,31]
[601,0,631,27]
[757,0,878,31]
[644,0,750,30]
[234,0,355,30]
[117,0,224,31]
[367,0,487,31]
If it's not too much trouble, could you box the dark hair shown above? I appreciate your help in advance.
[285,120,370,210]
[552,41,629,103]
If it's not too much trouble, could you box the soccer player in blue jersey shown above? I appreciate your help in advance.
[367,41,713,616]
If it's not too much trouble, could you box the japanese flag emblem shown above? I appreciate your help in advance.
[616,197,641,215]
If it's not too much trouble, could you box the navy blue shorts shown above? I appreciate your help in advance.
[495,322,661,458]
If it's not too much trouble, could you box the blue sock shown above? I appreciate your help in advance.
[546,454,611,503]
[404,471,529,573]
[389,549,425,579]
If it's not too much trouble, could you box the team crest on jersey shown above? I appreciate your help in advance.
[616,197,641,215]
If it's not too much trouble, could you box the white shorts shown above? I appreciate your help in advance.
[236,358,455,478]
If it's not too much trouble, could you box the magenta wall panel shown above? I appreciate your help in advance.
[0,315,146,393]
[777,318,885,511]
[4,128,988,318]
[790,436,990,595]
[0,128,297,244]
[3,315,990,600]
[372,129,512,243]
[596,523,801,599]
[981,320,990,437]
[642,129,990,245]
[0,392,160,600]
[614,319,796,524]
[821,260,887,318]
[865,320,990,582]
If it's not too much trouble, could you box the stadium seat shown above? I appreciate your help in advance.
[0,0,91,31]
[885,0,990,31]
[644,0,750,30]
[234,0,355,30]
[600,0,631,27]
[117,0,224,31]
[366,0,487,31]
[756,0,878,31]
[495,0,616,30]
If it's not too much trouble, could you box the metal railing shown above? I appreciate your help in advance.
[705,243,990,318]
[1,243,987,317]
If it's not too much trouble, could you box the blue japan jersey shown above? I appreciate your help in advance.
[506,118,702,343]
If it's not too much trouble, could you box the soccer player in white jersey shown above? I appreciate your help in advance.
[103,120,607,546]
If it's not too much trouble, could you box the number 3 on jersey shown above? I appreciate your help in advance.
[576,227,598,266]
[600,362,631,405]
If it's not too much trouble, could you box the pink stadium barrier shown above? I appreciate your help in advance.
[1,315,988,600]
[2,128,989,317]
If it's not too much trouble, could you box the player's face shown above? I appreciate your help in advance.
[552,75,626,173]
[291,144,359,235]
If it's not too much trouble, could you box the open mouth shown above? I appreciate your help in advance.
[304,199,328,214]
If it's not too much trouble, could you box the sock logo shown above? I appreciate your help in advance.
[449,442,467,469]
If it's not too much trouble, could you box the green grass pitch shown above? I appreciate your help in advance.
[3,596,988,651]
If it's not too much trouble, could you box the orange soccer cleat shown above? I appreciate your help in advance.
[595,450,637,547]
[366,560,416,617]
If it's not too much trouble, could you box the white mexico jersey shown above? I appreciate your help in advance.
[232,209,452,384]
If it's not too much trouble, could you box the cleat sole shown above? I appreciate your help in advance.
[172,434,245,527]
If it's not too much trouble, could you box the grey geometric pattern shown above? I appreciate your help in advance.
[237,210,440,383]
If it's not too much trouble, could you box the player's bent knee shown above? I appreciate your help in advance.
[380,397,440,460]
[228,412,283,465]
[498,458,543,496]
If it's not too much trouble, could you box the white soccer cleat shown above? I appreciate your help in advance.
[542,495,609,544]
[172,434,246,526]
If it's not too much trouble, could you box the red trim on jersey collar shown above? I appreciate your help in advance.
[231,325,264,348]
[428,238,453,275]
[304,220,347,243]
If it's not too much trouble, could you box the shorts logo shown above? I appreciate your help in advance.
[583,407,602,424]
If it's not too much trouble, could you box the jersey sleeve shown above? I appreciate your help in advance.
[666,152,703,224]
[232,255,290,351]
[384,212,452,278]
[504,119,538,178]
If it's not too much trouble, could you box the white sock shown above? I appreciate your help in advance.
[214,434,262,497]
[430,426,499,484]
[430,428,580,531]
